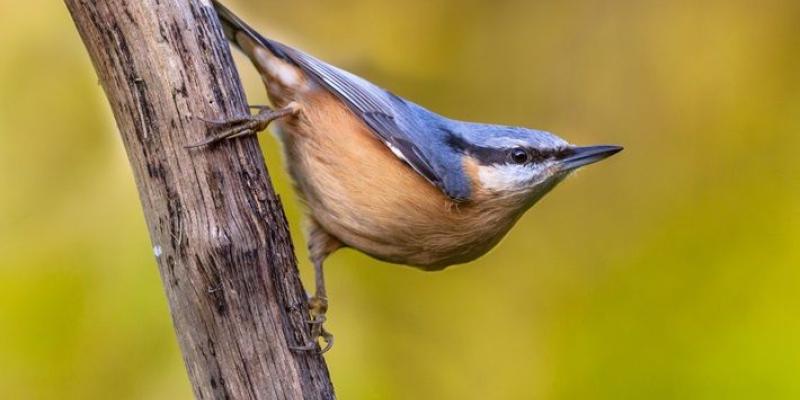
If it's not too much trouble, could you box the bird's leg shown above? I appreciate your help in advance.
[290,259,334,353]
[309,257,330,344]
[290,221,342,354]
[290,258,335,353]
[186,102,300,148]
[248,105,271,111]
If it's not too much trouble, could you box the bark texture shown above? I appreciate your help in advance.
[64,1,335,398]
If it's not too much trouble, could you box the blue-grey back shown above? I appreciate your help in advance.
[214,0,567,201]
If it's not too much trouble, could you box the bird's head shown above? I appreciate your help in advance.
[446,122,622,204]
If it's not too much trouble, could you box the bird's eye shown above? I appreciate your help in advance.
[509,148,530,164]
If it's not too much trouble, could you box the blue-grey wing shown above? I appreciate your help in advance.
[266,41,470,200]
[212,0,469,200]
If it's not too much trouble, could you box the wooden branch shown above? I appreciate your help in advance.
[64,1,335,398]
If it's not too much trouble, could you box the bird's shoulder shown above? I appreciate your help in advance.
[268,40,473,201]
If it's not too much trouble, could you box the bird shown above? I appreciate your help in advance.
[198,0,623,353]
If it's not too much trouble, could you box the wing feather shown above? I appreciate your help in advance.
[268,42,448,192]
[212,0,466,199]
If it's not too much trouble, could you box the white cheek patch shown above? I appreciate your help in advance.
[478,164,544,192]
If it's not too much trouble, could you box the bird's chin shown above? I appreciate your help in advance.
[519,174,568,206]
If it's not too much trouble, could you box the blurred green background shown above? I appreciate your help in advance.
[2,0,799,398]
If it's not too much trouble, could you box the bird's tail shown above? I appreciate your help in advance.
[211,0,288,61]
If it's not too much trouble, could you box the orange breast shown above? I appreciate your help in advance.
[273,87,524,269]
[236,34,526,268]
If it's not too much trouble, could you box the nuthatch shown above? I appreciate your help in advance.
[199,1,622,352]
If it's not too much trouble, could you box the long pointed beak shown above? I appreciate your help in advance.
[559,145,623,171]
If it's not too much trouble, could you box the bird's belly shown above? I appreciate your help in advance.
[276,92,516,270]
[299,165,511,270]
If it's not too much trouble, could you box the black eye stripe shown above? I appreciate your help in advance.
[444,130,574,166]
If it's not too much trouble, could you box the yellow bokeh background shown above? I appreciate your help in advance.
[1,0,799,398]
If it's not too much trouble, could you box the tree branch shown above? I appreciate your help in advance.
[64,0,335,398]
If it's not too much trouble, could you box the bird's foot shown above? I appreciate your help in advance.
[290,295,334,354]
[186,102,300,148]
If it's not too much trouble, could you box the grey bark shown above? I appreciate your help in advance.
[64,0,335,398]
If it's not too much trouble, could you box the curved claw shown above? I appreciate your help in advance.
[289,293,334,354]
[318,330,334,354]
[289,330,334,354]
